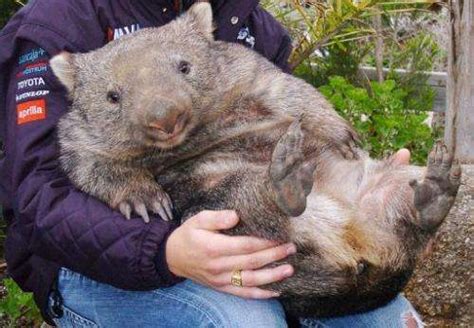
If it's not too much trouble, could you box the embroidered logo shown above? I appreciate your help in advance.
[19,48,47,65]
[16,90,50,102]
[17,77,46,90]
[16,61,48,78]
[237,27,255,49]
[107,23,141,42]
[17,99,47,125]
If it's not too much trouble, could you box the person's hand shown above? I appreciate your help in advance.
[166,210,296,299]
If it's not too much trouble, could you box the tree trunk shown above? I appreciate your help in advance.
[373,9,384,83]
[445,0,474,163]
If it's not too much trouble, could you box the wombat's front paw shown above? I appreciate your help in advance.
[269,120,317,217]
[333,128,360,160]
[115,185,173,223]
[409,141,461,231]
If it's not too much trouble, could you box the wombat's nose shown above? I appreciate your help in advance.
[148,112,188,136]
[149,118,176,135]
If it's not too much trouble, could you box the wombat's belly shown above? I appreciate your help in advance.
[269,189,415,317]
[156,145,419,318]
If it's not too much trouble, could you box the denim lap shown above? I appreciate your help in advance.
[299,295,422,328]
[51,268,421,328]
[52,303,98,328]
[51,268,286,328]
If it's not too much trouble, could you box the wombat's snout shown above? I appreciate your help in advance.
[148,111,189,137]
[142,99,191,147]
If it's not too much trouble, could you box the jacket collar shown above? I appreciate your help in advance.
[166,0,260,41]
[212,0,259,42]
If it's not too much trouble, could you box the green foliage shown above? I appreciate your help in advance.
[266,2,443,164]
[319,76,435,164]
[386,32,442,111]
[0,279,42,327]
[262,0,443,70]
[273,3,445,92]
[294,42,368,88]
[0,0,24,29]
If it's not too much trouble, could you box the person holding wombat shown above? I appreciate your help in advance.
[0,1,437,327]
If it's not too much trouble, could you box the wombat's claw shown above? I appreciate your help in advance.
[116,188,174,223]
[151,192,173,222]
[338,139,358,160]
[335,130,360,160]
[409,141,461,231]
[150,189,174,222]
[119,202,132,220]
[135,202,151,223]
[270,120,316,217]
[118,200,151,223]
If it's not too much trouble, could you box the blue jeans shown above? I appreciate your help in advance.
[49,268,422,328]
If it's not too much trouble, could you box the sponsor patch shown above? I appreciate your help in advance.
[16,61,48,78]
[17,77,46,90]
[19,48,47,65]
[16,90,50,102]
[107,23,141,41]
[17,99,47,125]
[237,27,255,49]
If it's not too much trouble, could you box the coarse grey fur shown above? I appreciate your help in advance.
[51,3,461,317]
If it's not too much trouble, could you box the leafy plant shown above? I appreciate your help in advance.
[0,278,42,327]
[263,2,443,163]
[386,32,441,111]
[319,76,435,164]
[293,40,369,87]
[0,0,25,29]
[262,0,443,70]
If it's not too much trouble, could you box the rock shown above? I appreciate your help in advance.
[404,165,473,327]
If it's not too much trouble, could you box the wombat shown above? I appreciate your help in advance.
[51,3,461,317]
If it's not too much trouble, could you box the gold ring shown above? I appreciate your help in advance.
[231,269,243,287]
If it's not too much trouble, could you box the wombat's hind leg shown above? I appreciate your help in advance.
[116,185,173,223]
[409,141,461,231]
[269,120,316,217]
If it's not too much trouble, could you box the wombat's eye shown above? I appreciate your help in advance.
[178,61,191,75]
[107,91,121,104]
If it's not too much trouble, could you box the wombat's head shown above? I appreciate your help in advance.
[51,3,216,150]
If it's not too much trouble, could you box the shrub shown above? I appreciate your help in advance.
[319,76,435,164]
[293,42,368,88]
[0,0,24,29]
[0,278,42,327]
[386,32,442,112]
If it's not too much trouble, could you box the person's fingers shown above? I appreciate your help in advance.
[187,210,239,230]
[240,265,293,287]
[207,234,283,257]
[210,264,294,288]
[216,285,280,299]
[210,243,296,271]
[242,265,294,287]
[195,233,282,259]
[392,148,411,165]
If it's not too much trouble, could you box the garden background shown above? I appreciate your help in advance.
[0,1,472,327]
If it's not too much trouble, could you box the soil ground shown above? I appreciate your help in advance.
[404,165,473,327]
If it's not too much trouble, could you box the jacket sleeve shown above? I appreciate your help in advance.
[249,6,293,73]
[273,33,293,73]
[4,37,182,290]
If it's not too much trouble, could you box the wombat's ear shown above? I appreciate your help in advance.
[186,2,214,40]
[50,52,76,93]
